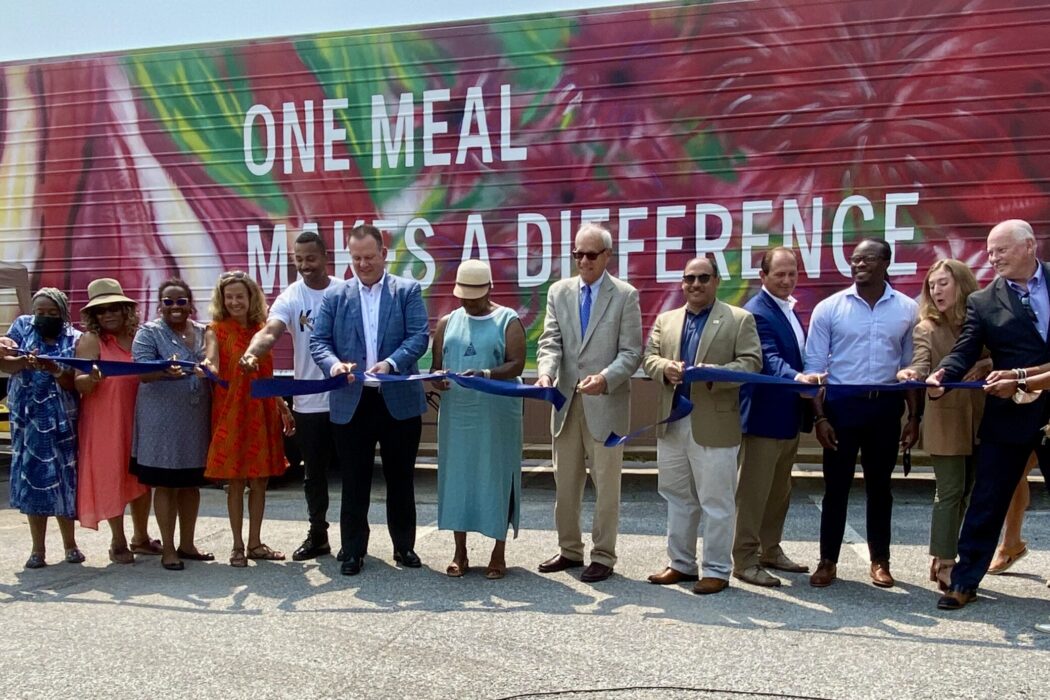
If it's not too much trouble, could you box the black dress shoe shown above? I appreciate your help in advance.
[393,550,422,568]
[292,534,331,562]
[341,555,363,576]
[538,554,584,573]
[336,548,348,562]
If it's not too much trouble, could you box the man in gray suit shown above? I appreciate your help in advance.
[536,223,643,583]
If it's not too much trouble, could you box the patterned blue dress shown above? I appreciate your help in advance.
[7,315,81,518]
[437,306,523,540]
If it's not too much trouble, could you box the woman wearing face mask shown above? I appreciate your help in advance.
[130,278,214,571]
[74,278,159,564]
[897,260,990,590]
[1,289,83,569]
[201,271,294,567]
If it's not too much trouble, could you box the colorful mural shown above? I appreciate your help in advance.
[2,0,1049,367]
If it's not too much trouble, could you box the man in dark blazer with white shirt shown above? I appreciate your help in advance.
[734,248,821,587]
[930,219,1050,609]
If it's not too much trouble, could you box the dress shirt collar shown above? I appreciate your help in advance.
[356,272,387,293]
[844,281,894,304]
[579,272,605,298]
[762,286,797,312]
[1004,260,1044,294]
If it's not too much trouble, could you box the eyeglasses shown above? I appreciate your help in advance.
[1019,291,1038,323]
[161,297,190,307]
[682,273,714,285]
[849,254,885,266]
[571,249,607,261]
[94,304,125,315]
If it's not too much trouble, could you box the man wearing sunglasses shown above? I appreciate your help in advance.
[642,256,762,595]
[241,231,342,562]
[805,238,919,590]
[535,223,643,583]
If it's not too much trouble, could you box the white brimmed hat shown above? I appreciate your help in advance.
[453,259,493,300]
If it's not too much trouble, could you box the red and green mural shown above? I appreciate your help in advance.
[2,0,1049,366]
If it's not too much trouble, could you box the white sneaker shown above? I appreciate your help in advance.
[1034,623,1050,634]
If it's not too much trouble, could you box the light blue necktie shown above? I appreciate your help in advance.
[581,284,592,336]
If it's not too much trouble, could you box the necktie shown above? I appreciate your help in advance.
[581,285,592,336]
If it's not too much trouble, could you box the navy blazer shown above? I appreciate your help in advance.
[740,289,812,439]
[309,273,430,423]
[939,264,1050,444]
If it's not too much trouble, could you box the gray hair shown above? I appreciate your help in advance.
[995,219,1036,243]
[32,287,71,323]
[575,223,613,251]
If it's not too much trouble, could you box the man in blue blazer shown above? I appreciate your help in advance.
[310,225,430,576]
[735,248,821,587]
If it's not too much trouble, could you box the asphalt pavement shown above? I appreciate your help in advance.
[1,466,1048,700]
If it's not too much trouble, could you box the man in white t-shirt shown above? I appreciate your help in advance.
[241,231,342,561]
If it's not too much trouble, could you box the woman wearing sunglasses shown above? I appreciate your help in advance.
[129,279,214,570]
[74,278,160,564]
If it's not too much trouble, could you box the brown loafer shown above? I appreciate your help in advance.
[580,562,614,583]
[647,567,699,585]
[538,554,584,573]
[937,589,977,610]
[870,560,895,588]
[809,559,837,587]
[692,577,729,595]
[759,553,810,574]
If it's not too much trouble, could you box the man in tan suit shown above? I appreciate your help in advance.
[536,223,643,583]
[642,256,762,594]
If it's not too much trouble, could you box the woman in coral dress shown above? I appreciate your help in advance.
[202,271,294,567]
[75,278,159,564]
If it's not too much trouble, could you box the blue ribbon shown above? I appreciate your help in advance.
[34,354,228,388]
[604,394,693,447]
[249,370,567,409]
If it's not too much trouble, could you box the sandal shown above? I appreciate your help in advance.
[162,558,185,571]
[109,546,135,565]
[485,562,507,580]
[229,547,247,568]
[988,543,1028,575]
[176,548,215,561]
[25,552,47,569]
[246,544,285,561]
[446,560,469,578]
[64,548,86,564]
[129,538,163,556]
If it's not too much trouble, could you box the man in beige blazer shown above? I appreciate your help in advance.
[536,223,643,583]
[642,256,762,594]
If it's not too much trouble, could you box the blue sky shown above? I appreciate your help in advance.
[1,0,647,61]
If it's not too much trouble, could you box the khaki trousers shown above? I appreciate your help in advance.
[732,433,800,572]
[553,395,624,567]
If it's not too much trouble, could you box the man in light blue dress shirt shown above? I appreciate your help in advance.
[804,238,920,589]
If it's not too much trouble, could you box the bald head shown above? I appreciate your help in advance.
[987,219,1037,284]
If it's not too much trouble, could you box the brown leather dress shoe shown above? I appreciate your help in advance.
[580,562,613,582]
[647,567,699,585]
[692,577,729,595]
[538,554,584,573]
[870,560,895,588]
[937,589,977,610]
[809,559,837,587]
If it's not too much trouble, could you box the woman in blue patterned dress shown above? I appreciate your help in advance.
[1,288,83,569]
[431,260,526,580]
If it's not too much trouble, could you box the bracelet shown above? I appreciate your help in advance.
[814,416,828,425]
[482,369,492,379]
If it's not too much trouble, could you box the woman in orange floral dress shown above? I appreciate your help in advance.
[202,271,295,567]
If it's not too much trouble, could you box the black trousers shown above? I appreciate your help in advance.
[293,410,336,539]
[334,387,421,557]
[952,438,1049,591]
[819,394,904,563]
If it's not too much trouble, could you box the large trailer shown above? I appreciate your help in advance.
[1,0,1048,436]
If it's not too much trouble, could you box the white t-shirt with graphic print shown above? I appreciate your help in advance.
[268,277,342,414]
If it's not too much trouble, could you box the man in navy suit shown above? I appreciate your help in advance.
[930,219,1050,609]
[734,248,822,587]
[310,224,430,576]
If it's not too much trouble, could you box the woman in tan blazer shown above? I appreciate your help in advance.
[898,259,988,590]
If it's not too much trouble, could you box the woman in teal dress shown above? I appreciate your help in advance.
[431,260,526,580]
